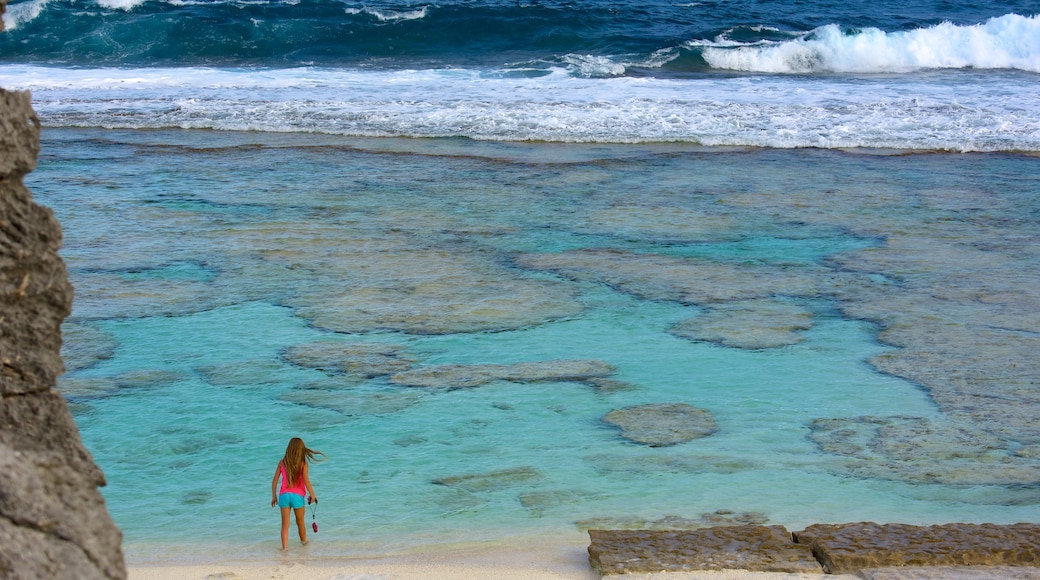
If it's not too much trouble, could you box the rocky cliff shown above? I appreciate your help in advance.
[1,4,128,576]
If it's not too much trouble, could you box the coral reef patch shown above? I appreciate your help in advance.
[389,359,616,388]
[602,402,718,447]
[670,298,813,349]
[810,415,1040,487]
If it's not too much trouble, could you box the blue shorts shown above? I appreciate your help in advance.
[278,492,306,509]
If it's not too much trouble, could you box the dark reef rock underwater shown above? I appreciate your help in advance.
[0,44,129,580]
[588,522,1040,577]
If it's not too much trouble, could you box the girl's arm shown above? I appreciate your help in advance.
[271,462,281,507]
[302,462,317,502]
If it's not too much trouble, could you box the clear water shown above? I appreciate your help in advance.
[29,128,1040,560]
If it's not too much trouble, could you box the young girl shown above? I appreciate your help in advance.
[270,437,325,550]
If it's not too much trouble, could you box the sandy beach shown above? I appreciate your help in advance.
[126,539,841,580]
[128,565,834,580]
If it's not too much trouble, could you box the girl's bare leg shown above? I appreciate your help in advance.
[280,507,291,550]
[294,506,308,545]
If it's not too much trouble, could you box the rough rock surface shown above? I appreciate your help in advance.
[602,403,718,447]
[793,522,1040,574]
[588,525,822,574]
[1,81,127,578]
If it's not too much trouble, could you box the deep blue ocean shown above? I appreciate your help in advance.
[2,0,1039,147]
[4,0,1040,565]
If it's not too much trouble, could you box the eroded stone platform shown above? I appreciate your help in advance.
[588,523,1040,577]
[794,522,1040,575]
[588,526,821,575]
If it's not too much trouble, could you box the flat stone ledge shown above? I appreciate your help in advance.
[589,523,1040,577]
[588,526,822,575]
[793,522,1040,575]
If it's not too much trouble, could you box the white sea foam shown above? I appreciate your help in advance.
[0,0,51,30]
[700,13,1040,73]
[343,5,429,22]
[163,0,297,6]
[96,0,146,10]
[560,54,628,77]
[3,64,1038,151]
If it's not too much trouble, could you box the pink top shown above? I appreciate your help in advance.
[278,461,307,496]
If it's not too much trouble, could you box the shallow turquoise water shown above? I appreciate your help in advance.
[31,129,1040,559]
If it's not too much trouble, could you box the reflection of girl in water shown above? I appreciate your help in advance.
[271,437,325,550]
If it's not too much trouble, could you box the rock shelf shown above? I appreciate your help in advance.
[588,525,820,575]
[588,522,1040,576]
[795,522,1040,574]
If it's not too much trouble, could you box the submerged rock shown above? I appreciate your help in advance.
[602,403,718,447]
[831,232,1040,447]
[112,369,185,389]
[67,268,239,321]
[810,416,1040,486]
[519,489,604,517]
[588,525,821,575]
[431,466,542,492]
[576,510,768,532]
[793,522,1040,574]
[578,206,745,243]
[284,247,585,335]
[196,359,289,387]
[584,377,638,394]
[389,359,616,388]
[670,299,813,349]
[55,377,120,401]
[278,389,423,416]
[431,488,490,515]
[866,319,1040,445]
[724,183,1040,453]
[578,515,703,532]
[60,322,118,372]
[583,453,757,476]
[57,370,186,401]
[282,341,417,378]
[515,248,836,305]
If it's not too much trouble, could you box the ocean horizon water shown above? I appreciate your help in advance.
[3,0,1040,563]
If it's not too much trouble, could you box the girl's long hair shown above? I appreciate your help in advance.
[282,437,326,486]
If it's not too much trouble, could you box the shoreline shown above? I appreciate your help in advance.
[124,538,843,580]
[124,521,1040,579]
